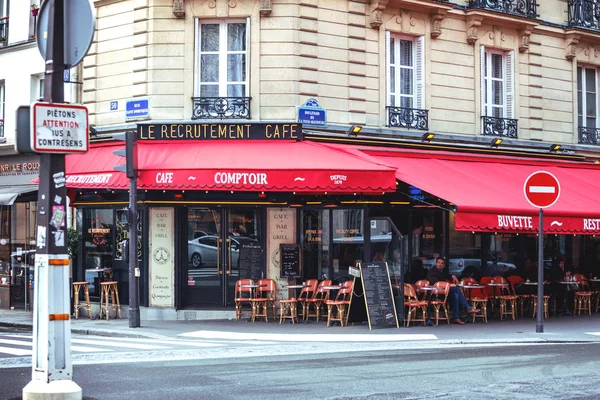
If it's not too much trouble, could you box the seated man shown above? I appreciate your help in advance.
[426,257,478,325]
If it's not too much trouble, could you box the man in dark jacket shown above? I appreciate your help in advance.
[426,257,478,325]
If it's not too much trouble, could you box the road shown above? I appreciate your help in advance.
[1,331,599,400]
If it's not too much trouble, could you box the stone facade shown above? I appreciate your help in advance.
[81,0,600,148]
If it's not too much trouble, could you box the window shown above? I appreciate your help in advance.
[386,33,424,109]
[31,75,44,102]
[0,0,8,18]
[577,66,597,129]
[0,81,4,138]
[480,47,514,118]
[195,19,249,98]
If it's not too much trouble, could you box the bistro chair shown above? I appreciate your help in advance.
[469,285,488,323]
[532,295,551,319]
[251,279,277,322]
[297,279,319,320]
[324,280,354,327]
[304,280,332,321]
[430,281,450,326]
[403,283,428,327]
[506,275,530,316]
[496,277,518,321]
[573,278,592,316]
[234,279,255,320]
[414,280,430,300]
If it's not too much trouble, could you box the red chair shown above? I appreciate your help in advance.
[430,281,450,326]
[506,275,530,316]
[325,280,354,327]
[251,279,277,322]
[469,283,488,324]
[414,280,430,300]
[495,276,517,320]
[234,279,255,320]
[403,283,428,327]
[297,279,319,319]
[304,280,332,321]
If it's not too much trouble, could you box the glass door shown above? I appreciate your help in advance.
[185,207,264,307]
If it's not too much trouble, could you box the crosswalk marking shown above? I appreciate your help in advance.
[71,338,170,350]
[0,338,33,347]
[0,346,31,356]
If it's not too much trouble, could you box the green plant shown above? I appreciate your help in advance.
[31,3,39,9]
[67,228,81,257]
[0,36,6,42]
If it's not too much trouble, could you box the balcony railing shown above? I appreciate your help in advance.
[387,106,429,130]
[568,0,600,30]
[0,17,9,46]
[191,97,251,120]
[0,119,3,138]
[482,116,518,138]
[468,0,537,19]
[579,126,600,145]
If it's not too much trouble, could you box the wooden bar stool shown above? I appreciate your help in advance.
[99,281,122,320]
[72,282,92,320]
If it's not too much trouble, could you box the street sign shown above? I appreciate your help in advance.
[298,98,327,127]
[126,98,150,119]
[64,69,70,83]
[36,0,96,68]
[110,101,119,111]
[30,102,89,153]
[524,171,561,209]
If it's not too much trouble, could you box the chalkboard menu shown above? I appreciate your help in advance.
[239,243,263,280]
[359,262,399,329]
[280,244,300,278]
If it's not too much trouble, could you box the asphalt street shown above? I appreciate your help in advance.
[2,339,600,400]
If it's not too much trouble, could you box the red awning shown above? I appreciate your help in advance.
[356,147,600,234]
[64,140,397,193]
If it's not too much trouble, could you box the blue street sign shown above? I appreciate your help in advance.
[64,69,70,82]
[298,98,327,127]
[110,101,118,111]
[125,98,149,119]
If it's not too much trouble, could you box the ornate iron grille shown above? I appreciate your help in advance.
[482,116,518,138]
[579,126,600,145]
[0,120,3,138]
[387,106,429,130]
[568,0,600,30]
[191,97,251,120]
[468,0,537,19]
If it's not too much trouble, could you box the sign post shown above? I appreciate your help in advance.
[524,171,561,334]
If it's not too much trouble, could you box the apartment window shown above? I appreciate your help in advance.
[577,66,597,129]
[0,81,4,138]
[195,19,249,98]
[480,47,514,118]
[386,33,424,109]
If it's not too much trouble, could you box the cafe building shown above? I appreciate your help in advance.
[65,120,600,321]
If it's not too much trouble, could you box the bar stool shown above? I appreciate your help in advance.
[72,282,92,320]
[99,281,122,320]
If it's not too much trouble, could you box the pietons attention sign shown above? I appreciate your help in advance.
[31,102,89,153]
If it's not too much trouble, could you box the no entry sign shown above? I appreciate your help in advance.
[524,171,561,209]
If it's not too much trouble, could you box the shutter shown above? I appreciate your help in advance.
[245,17,250,97]
[385,30,391,107]
[505,50,514,119]
[480,45,486,118]
[194,18,200,97]
[415,36,424,110]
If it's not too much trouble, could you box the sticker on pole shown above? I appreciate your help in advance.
[524,171,561,209]
[31,102,89,154]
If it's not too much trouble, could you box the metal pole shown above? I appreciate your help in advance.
[536,208,544,333]
[129,175,140,327]
[24,0,82,397]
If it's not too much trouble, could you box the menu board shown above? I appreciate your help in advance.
[280,243,300,278]
[359,262,399,329]
[239,243,263,280]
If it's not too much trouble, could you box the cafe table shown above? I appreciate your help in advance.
[558,280,579,314]
[486,283,509,315]
[416,286,444,326]
[457,284,485,301]
[282,284,309,322]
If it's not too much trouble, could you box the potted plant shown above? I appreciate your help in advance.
[31,4,40,17]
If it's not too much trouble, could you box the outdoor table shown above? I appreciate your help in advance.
[558,280,579,314]
[239,284,260,298]
[85,268,113,297]
[416,286,443,326]
[457,284,485,301]
[486,283,509,315]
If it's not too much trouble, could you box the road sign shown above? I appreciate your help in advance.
[36,0,96,68]
[30,102,89,153]
[524,171,561,209]
[126,98,150,119]
[297,98,327,127]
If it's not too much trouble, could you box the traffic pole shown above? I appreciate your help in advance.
[129,172,140,328]
[23,0,82,398]
[536,208,544,333]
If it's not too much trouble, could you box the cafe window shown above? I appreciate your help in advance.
[332,209,364,281]
[195,19,249,98]
[83,209,114,295]
[301,210,330,280]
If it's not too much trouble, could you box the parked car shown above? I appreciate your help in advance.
[422,254,516,279]
[187,235,258,268]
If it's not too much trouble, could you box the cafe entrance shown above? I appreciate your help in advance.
[184,207,265,308]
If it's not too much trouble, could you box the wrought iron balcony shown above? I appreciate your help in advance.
[579,126,600,145]
[191,97,251,120]
[0,17,9,46]
[468,0,537,19]
[568,0,600,30]
[481,116,518,138]
[0,119,3,138]
[387,106,429,130]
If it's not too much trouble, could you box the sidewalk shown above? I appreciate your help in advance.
[2,309,600,346]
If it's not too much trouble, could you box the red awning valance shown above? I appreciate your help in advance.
[64,140,397,193]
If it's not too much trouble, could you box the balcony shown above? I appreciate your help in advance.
[0,17,8,47]
[468,0,537,19]
[568,0,600,30]
[191,97,251,120]
[579,126,600,145]
[387,106,429,131]
[481,116,518,138]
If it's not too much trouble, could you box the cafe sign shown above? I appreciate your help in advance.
[137,123,303,141]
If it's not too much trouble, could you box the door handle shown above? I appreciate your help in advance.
[226,238,232,275]
[217,238,222,275]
